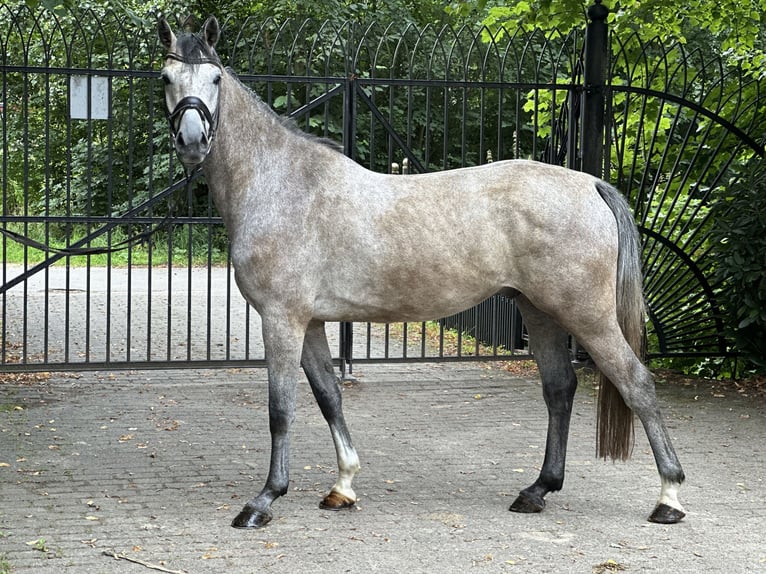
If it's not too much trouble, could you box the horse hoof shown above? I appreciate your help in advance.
[648,503,686,524]
[231,505,272,529]
[319,491,356,511]
[509,492,545,514]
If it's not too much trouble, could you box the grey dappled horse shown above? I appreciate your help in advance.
[158,17,686,529]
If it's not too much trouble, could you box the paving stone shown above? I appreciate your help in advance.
[1,364,764,573]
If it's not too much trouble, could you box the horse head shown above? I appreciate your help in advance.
[158,17,222,169]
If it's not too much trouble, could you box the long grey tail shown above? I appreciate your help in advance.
[594,181,645,461]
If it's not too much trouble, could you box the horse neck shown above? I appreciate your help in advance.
[202,71,286,223]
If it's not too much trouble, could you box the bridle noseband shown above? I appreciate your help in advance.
[166,95,218,144]
[163,52,222,163]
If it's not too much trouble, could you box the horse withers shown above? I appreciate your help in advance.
[158,16,686,529]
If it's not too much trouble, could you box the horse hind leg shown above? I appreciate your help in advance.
[510,297,578,514]
[577,324,686,523]
[301,320,361,511]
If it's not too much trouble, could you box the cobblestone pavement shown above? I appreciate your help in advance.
[1,362,764,573]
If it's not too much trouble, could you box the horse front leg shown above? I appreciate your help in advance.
[301,320,360,510]
[510,297,578,514]
[232,313,306,529]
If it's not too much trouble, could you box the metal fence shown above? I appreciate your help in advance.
[1,5,764,372]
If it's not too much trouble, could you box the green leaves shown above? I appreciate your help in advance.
[449,0,766,81]
[711,157,766,370]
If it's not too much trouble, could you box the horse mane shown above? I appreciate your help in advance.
[224,66,344,155]
[279,117,344,153]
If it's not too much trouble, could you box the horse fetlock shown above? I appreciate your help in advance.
[651,478,685,523]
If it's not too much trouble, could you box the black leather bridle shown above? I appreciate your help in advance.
[163,52,222,159]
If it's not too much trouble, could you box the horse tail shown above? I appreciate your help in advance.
[594,181,644,461]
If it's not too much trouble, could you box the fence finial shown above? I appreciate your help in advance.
[588,0,609,22]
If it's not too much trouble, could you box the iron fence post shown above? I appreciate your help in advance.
[574,1,609,363]
[580,0,609,178]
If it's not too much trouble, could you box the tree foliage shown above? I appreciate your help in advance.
[447,0,766,78]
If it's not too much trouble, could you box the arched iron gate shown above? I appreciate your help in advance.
[0,5,763,372]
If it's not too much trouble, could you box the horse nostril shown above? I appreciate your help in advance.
[176,132,185,146]
[201,133,208,146]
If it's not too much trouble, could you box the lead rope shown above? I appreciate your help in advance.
[0,170,199,258]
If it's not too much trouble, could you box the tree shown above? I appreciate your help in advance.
[447,0,766,80]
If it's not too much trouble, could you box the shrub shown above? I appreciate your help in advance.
[711,156,766,372]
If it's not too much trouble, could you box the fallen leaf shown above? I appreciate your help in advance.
[0,462,10,468]
[593,559,627,573]
[26,539,48,552]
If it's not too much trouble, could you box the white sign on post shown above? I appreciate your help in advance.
[70,75,110,120]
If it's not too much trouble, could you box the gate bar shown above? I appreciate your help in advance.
[0,175,196,295]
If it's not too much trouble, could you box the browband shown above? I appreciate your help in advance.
[164,52,221,67]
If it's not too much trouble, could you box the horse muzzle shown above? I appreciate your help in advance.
[167,96,218,167]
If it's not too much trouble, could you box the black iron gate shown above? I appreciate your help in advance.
[1,6,763,372]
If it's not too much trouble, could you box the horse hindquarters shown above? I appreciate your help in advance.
[573,182,685,523]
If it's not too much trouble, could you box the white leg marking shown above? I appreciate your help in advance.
[659,478,685,513]
[331,428,360,501]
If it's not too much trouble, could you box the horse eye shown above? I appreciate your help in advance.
[161,73,171,85]
[213,74,222,86]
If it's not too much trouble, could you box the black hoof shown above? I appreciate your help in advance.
[648,503,686,524]
[509,491,545,514]
[231,505,272,529]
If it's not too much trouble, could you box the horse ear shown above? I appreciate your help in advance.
[201,16,220,48]
[158,18,175,50]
